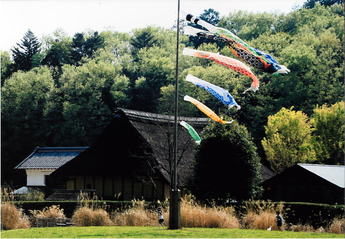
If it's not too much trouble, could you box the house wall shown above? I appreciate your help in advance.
[26,169,54,186]
[65,175,169,201]
[263,167,344,204]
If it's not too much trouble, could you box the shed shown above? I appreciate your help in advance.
[15,147,88,186]
[263,163,345,204]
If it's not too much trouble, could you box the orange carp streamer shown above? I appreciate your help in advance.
[184,95,233,124]
[183,48,259,93]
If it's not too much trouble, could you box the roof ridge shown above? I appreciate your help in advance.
[298,163,345,168]
[36,146,89,151]
[118,108,209,124]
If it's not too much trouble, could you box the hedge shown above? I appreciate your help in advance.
[282,202,345,228]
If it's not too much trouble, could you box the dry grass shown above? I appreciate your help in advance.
[112,200,158,226]
[290,224,315,232]
[72,207,113,226]
[1,203,30,230]
[112,196,240,228]
[327,218,345,234]
[92,209,114,226]
[29,205,65,219]
[242,210,278,230]
[1,187,15,202]
[180,196,240,228]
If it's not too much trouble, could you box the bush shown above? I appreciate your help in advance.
[242,211,277,230]
[15,190,45,201]
[289,224,315,232]
[328,218,345,234]
[29,205,65,219]
[72,207,112,226]
[282,202,345,228]
[112,200,157,226]
[13,200,132,218]
[92,209,113,226]
[193,122,262,201]
[1,203,30,230]
[180,196,240,228]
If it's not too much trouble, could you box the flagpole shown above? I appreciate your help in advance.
[169,0,181,230]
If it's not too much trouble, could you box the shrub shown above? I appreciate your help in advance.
[29,205,65,219]
[1,187,14,202]
[328,218,345,234]
[15,190,45,201]
[92,209,113,226]
[290,224,315,232]
[72,207,112,226]
[242,210,277,230]
[180,196,240,228]
[1,203,30,230]
[72,207,94,226]
[112,200,157,226]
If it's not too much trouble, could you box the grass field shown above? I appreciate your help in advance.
[1,226,343,238]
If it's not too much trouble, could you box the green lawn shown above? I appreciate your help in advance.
[1,226,343,238]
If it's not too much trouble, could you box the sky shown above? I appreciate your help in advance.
[0,0,306,51]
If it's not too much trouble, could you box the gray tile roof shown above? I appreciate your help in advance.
[298,163,345,188]
[15,147,88,169]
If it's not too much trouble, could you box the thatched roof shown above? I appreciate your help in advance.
[52,108,208,187]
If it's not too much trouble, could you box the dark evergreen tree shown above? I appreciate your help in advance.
[130,28,158,56]
[70,33,86,64]
[11,30,41,72]
[192,122,262,202]
[70,32,104,65]
[303,0,343,8]
[42,40,73,81]
[84,32,104,57]
[199,8,220,25]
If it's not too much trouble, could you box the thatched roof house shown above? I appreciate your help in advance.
[51,108,208,200]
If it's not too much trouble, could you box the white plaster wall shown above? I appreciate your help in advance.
[26,169,54,186]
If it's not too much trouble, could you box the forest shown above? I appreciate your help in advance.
[1,2,344,186]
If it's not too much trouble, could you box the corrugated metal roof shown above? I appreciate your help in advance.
[15,147,88,169]
[298,163,345,188]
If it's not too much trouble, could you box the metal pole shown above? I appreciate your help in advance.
[169,0,181,230]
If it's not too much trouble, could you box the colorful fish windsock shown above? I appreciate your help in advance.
[184,95,233,124]
[180,121,202,144]
[185,74,241,110]
[183,48,259,92]
[184,14,290,74]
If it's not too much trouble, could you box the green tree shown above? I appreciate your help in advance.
[130,27,159,56]
[218,11,280,40]
[58,59,130,145]
[193,122,262,202]
[42,37,73,81]
[311,102,345,165]
[1,51,13,85]
[11,30,42,72]
[262,107,316,172]
[70,32,104,65]
[303,0,343,8]
[199,8,220,25]
[1,67,55,186]
[129,46,175,112]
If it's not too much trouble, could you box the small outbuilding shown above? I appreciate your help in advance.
[15,147,88,187]
[263,163,345,204]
